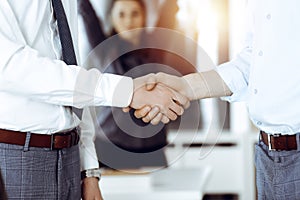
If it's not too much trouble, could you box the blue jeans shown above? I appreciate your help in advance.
[255,138,300,200]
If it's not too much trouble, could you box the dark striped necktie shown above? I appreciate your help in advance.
[52,0,82,119]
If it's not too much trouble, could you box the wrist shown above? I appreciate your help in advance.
[183,73,209,100]
[82,177,99,183]
[81,177,103,200]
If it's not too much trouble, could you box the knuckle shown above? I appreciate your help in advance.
[152,119,159,125]
[134,111,142,118]
[179,108,184,115]
[173,115,178,121]
[142,116,150,123]
[169,113,177,121]
[162,117,170,124]
[151,120,158,125]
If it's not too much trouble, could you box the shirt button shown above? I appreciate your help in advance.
[257,121,262,126]
[254,89,258,94]
[266,14,271,20]
[258,51,263,56]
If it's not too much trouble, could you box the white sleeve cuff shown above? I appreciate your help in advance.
[95,73,133,107]
[215,62,248,102]
[79,107,99,170]
[80,141,99,171]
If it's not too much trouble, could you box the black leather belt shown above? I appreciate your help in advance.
[0,128,80,150]
[260,131,297,151]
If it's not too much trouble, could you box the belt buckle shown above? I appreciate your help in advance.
[268,133,281,151]
[50,132,66,150]
[50,128,80,150]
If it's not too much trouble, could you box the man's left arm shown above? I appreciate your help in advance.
[79,107,103,200]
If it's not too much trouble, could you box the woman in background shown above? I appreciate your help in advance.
[78,0,196,169]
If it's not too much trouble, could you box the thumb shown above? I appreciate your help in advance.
[145,75,157,90]
[122,107,131,113]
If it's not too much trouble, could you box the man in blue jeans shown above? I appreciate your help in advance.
[136,0,300,199]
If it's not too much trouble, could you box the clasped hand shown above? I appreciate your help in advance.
[124,73,191,125]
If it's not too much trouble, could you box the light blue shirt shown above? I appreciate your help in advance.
[216,0,300,135]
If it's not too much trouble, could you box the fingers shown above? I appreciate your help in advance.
[149,113,163,125]
[145,112,173,125]
[135,106,173,125]
[142,107,160,123]
[183,100,191,109]
[140,72,178,91]
[132,105,166,125]
[122,107,131,113]
[134,106,151,118]
[172,91,191,109]
[155,73,182,92]
[165,108,178,121]
[143,112,170,125]
[133,73,156,91]
[168,101,184,116]
[133,106,174,125]
[160,115,170,124]
[130,77,190,125]
[155,83,189,116]
[156,82,190,110]
[145,75,157,91]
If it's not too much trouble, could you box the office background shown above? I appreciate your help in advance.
[78,0,258,199]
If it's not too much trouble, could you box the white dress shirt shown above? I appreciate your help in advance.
[216,0,300,135]
[0,0,133,170]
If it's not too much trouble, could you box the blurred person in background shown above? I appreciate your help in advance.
[78,0,196,169]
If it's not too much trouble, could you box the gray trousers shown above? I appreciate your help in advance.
[0,142,81,200]
[255,138,300,200]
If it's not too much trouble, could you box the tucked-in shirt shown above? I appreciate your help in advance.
[0,0,133,170]
[216,0,300,135]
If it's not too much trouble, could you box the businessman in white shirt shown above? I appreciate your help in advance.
[136,0,300,199]
[0,1,189,199]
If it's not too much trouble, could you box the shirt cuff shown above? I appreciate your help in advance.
[215,63,248,102]
[79,141,99,171]
[79,107,99,170]
[95,73,133,107]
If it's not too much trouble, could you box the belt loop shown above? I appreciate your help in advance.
[23,132,31,152]
[259,131,262,141]
[50,134,55,151]
[258,131,264,145]
[296,133,300,151]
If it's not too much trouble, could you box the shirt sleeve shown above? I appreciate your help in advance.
[79,106,99,170]
[215,46,252,102]
[0,32,133,108]
[215,1,253,102]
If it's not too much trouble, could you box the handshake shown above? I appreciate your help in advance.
[124,72,198,125]
[124,71,232,125]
